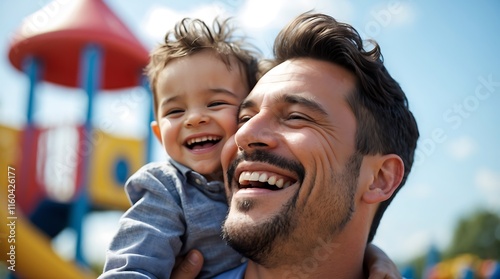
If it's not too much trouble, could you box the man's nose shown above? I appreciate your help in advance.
[234,111,278,151]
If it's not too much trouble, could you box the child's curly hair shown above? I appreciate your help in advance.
[145,17,262,119]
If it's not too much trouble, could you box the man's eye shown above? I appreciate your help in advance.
[287,113,310,121]
[238,115,252,124]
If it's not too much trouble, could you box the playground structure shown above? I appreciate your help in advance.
[425,254,500,279]
[0,0,152,277]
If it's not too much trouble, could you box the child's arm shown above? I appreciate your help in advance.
[99,165,186,279]
[365,243,401,279]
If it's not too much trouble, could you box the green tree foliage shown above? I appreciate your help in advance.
[444,210,500,260]
[402,210,500,278]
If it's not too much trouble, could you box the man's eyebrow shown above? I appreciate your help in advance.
[280,94,328,116]
[237,99,256,116]
[237,94,328,117]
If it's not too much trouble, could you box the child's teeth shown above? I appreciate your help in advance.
[188,136,221,145]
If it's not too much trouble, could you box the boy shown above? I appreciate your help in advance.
[100,17,399,279]
[100,17,259,279]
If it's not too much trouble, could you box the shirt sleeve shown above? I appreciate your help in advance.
[99,164,185,279]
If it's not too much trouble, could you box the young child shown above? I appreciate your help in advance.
[100,17,259,279]
[100,17,400,279]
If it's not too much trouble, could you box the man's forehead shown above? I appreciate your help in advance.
[248,58,355,100]
[247,60,315,100]
[260,59,317,83]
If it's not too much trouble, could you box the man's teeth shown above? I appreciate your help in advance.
[238,171,291,189]
[187,136,220,146]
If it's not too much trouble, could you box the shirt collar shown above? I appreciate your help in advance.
[169,158,227,202]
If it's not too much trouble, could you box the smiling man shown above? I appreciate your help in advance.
[212,12,419,279]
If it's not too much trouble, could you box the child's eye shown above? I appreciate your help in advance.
[208,101,229,107]
[164,109,184,117]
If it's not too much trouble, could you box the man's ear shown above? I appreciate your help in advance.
[362,154,404,204]
[151,121,162,142]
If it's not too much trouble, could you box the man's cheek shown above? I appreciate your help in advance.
[221,135,238,171]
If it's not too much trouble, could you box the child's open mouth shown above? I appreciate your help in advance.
[185,136,222,150]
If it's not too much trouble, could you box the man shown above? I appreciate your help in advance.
[173,12,419,279]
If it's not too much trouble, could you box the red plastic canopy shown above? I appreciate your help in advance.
[8,0,149,89]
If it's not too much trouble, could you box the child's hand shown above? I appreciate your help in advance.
[171,250,203,279]
[365,243,402,279]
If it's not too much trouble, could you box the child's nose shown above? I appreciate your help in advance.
[184,110,209,127]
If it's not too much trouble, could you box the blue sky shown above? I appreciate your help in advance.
[1,0,500,268]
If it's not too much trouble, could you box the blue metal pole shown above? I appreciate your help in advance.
[23,56,39,125]
[70,43,102,266]
[141,75,155,164]
[20,56,40,206]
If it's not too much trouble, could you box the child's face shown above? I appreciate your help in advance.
[152,50,249,179]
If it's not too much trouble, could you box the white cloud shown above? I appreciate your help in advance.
[388,1,416,26]
[141,6,182,46]
[367,1,416,26]
[140,4,233,47]
[406,183,433,199]
[237,0,354,32]
[375,228,445,263]
[446,136,477,160]
[139,0,356,55]
[475,168,500,210]
[233,0,355,56]
[404,231,434,257]
[358,1,416,40]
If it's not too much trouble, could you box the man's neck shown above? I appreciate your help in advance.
[242,239,367,279]
[239,200,375,278]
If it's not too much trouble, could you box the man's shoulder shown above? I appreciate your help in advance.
[212,262,247,279]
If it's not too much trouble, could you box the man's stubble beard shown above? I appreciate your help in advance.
[222,190,299,268]
[222,152,362,268]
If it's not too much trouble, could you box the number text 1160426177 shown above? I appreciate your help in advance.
[7,166,17,272]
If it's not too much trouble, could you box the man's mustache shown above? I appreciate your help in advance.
[226,150,305,185]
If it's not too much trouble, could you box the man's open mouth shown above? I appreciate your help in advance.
[238,171,297,191]
[185,136,222,150]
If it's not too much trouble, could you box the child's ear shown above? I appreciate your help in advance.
[151,121,162,142]
[362,154,404,204]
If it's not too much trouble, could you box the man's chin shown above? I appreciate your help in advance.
[222,216,275,266]
[222,196,297,267]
